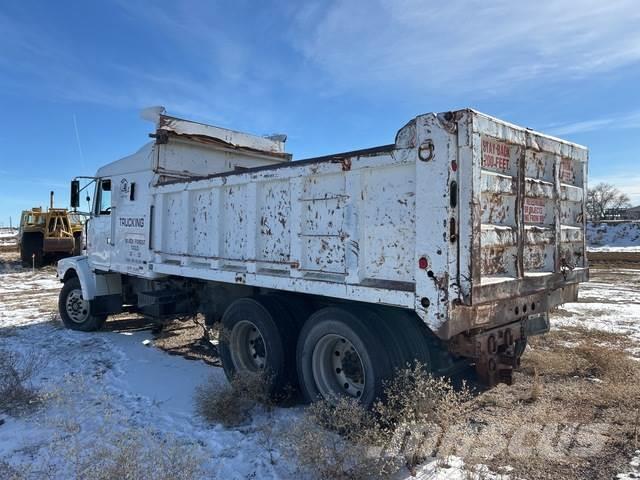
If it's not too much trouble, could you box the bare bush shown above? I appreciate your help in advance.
[289,364,473,479]
[2,427,205,480]
[0,460,26,480]
[288,396,392,480]
[64,429,204,480]
[0,348,41,415]
[374,363,473,473]
[195,371,272,427]
[375,363,472,428]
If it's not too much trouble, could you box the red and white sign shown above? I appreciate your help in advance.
[559,158,574,183]
[481,138,511,172]
[524,197,546,224]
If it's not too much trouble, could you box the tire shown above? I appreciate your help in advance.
[20,233,44,268]
[269,293,312,329]
[58,276,107,331]
[296,306,395,408]
[219,296,299,396]
[373,307,433,371]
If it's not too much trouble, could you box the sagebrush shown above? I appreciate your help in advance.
[289,363,472,479]
[0,348,41,415]
[195,370,272,427]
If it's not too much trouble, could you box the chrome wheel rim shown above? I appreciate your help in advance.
[229,320,267,371]
[66,288,89,324]
[312,334,366,400]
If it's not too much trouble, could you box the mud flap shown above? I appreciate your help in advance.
[524,312,550,337]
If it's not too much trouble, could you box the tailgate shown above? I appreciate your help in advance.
[463,111,588,305]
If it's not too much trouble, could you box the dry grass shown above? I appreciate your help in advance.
[61,429,204,480]
[373,363,473,474]
[0,348,41,415]
[195,370,272,427]
[289,330,640,480]
[467,327,640,480]
[288,396,392,480]
[153,315,221,367]
[289,364,473,479]
[0,428,205,480]
[0,460,24,480]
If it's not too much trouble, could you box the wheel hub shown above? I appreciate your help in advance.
[65,289,89,324]
[312,334,366,400]
[230,320,267,371]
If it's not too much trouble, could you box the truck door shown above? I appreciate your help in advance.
[109,175,152,276]
[87,178,113,271]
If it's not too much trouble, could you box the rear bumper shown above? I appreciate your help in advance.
[439,268,587,340]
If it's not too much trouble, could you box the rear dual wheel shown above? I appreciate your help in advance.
[219,298,434,408]
[218,296,300,397]
[297,306,432,407]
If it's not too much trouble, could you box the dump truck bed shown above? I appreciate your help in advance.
[113,109,587,340]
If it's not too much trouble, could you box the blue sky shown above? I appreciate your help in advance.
[1,0,639,225]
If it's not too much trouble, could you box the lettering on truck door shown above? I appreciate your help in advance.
[112,175,150,275]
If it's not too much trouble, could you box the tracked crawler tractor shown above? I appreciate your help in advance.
[57,108,588,406]
[19,192,84,267]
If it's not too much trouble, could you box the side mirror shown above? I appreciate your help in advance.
[70,180,80,209]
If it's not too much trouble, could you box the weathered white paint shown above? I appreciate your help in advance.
[61,109,588,338]
[158,114,287,154]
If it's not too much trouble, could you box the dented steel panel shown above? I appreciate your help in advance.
[95,109,587,341]
[447,110,588,338]
[473,114,587,285]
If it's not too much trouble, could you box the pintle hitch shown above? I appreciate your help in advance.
[450,320,526,387]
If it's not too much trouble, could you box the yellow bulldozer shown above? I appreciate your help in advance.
[18,192,85,267]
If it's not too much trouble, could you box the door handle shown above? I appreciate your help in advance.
[110,206,116,246]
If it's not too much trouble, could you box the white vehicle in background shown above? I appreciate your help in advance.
[57,108,588,406]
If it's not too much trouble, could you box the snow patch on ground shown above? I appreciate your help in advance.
[0,268,60,328]
[1,262,639,479]
[0,266,303,479]
[617,450,640,480]
[0,320,304,479]
[0,228,17,248]
[587,222,640,252]
[553,269,640,353]
[0,228,17,238]
[410,457,510,479]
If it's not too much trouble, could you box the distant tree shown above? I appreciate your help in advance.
[586,182,630,221]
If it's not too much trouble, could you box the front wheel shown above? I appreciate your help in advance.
[58,276,106,331]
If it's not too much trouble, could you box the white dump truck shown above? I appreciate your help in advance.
[57,109,588,406]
